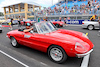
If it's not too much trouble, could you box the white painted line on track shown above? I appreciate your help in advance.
[68,25,82,26]
[81,54,90,67]
[40,62,48,66]
[0,44,50,67]
[0,50,29,67]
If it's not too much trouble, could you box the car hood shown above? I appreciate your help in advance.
[46,29,94,50]
[46,29,83,43]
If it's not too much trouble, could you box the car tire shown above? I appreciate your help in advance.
[88,25,94,30]
[0,30,2,33]
[55,24,60,28]
[48,45,67,63]
[11,37,19,48]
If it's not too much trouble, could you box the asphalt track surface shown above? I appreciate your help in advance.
[0,25,99,67]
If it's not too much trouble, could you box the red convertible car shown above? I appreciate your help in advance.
[7,22,94,63]
[52,21,64,28]
[21,19,35,25]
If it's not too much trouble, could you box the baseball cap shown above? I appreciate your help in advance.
[26,23,31,26]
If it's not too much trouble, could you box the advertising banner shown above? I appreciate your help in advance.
[66,20,84,24]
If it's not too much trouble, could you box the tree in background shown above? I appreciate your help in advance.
[0,12,4,16]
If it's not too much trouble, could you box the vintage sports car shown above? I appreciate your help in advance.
[7,22,94,63]
[82,20,99,30]
[21,19,35,25]
[52,21,64,28]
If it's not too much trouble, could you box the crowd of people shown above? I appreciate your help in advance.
[7,16,25,30]
[36,0,100,15]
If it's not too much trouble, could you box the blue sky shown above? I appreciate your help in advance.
[0,0,58,12]
[0,0,3,3]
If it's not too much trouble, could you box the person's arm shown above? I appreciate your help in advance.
[90,16,93,20]
[23,27,33,33]
[94,16,96,20]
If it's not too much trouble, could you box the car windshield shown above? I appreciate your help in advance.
[35,22,56,34]
[26,19,31,21]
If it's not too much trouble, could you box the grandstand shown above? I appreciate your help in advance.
[35,0,100,20]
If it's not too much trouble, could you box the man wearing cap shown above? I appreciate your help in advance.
[23,23,34,33]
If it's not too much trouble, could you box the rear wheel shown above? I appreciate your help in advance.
[48,45,67,63]
[88,25,94,30]
[0,30,2,33]
[55,24,60,28]
[11,37,19,48]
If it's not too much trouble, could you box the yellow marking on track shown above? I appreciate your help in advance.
[85,33,88,37]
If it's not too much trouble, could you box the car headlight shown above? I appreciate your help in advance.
[82,33,89,39]
[75,42,86,53]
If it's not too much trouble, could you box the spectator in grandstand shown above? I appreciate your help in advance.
[36,0,100,16]
[67,17,70,20]
[90,15,96,21]
[61,7,64,14]
[64,17,68,26]
[59,17,62,21]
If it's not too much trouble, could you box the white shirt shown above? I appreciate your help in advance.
[23,18,25,21]
[7,19,11,23]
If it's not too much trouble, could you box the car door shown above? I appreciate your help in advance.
[93,21,99,29]
[22,32,33,47]
[14,31,33,47]
[21,32,50,52]
[14,31,26,45]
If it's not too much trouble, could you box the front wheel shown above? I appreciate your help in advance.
[48,45,67,63]
[11,37,19,48]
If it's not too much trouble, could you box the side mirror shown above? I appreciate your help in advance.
[30,30,33,34]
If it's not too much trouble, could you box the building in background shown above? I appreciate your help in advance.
[3,2,41,20]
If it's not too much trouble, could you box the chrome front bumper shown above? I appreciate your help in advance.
[76,49,93,58]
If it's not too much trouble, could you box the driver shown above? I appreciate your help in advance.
[90,15,96,21]
[23,23,34,32]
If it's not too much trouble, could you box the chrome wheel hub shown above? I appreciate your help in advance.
[88,25,93,30]
[12,38,17,46]
[50,48,63,61]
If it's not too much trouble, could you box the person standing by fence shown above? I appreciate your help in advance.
[18,16,22,27]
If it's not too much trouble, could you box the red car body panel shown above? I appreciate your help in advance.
[21,21,35,25]
[52,21,64,26]
[7,29,94,57]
